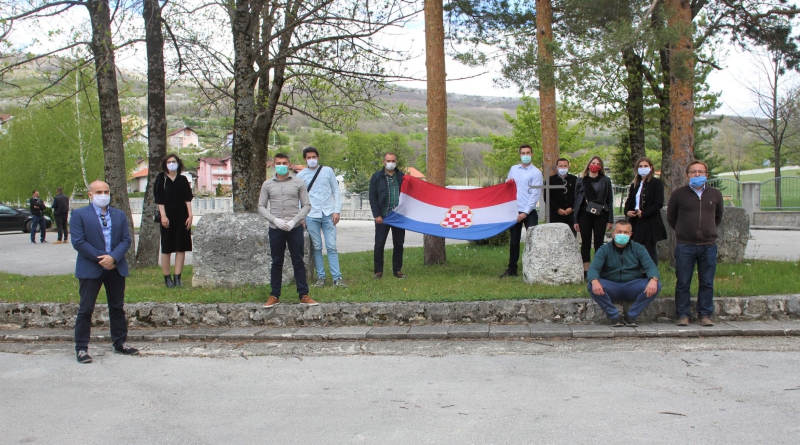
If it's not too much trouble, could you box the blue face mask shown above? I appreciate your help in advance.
[689,175,707,189]
[614,234,630,246]
[275,165,289,176]
[520,155,532,164]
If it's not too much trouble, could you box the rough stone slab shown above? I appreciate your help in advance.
[610,326,639,337]
[570,325,615,338]
[180,328,230,340]
[697,322,743,337]
[365,326,410,340]
[725,321,787,336]
[217,327,263,341]
[328,326,371,340]
[142,330,182,341]
[254,328,298,340]
[632,324,659,337]
[523,224,583,285]
[489,324,531,338]
[292,327,333,340]
[448,324,489,339]
[773,321,800,336]
[528,323,572,338]
[654,325,700,337]
[408,325,449,339]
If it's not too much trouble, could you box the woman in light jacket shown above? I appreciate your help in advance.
[624,157,667,264]
[573,156,614,277]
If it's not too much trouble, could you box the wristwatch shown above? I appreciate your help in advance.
[650,276,659,282]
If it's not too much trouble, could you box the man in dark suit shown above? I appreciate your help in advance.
[545,158,581,236]
[70,181,138,364]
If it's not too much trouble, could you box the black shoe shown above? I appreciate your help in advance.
[40,240,48,243]
[611,316,625,327]
[174,274,182,287]
[76,350,92,364]
[165,275,175,288]
[623,314,638,327]
[499,269,518,278]
[114,343,139,355]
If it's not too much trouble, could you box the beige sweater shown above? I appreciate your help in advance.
[257,175,311,229]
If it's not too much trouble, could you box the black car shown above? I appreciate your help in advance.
[0,204,53,233]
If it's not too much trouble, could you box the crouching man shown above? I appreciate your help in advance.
[587,220,661,327]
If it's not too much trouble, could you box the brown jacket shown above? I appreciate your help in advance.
[667,185,724,245]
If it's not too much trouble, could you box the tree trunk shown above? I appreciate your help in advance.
[658,46,673,196]
[87,0,136,265]
[666,0,695,195]
[623,47,645,166]
[423,0,447,265]
[536,0,559,172]
[136,0,168,267]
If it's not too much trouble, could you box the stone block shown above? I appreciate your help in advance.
[217,327,263,340]
[528,323,572,338]
[448,324,489,339]
[254,328,298,340]
[365,326,410,340]
[696,322,742,337]
[569,325,614,338]
[142,330,181,341]
[657,207,750,264]
[489,324,531,338]
[180,328,229,340]
[408,325,449,339]
[328,326,371,340]
[632,324,659,337]
[522,224,583,285]
[293,327,333,340]
[774,321,800,335]
[192,213,312,288]
[654,324,700,337]
[725,321,786,336]
[610,326,638,337]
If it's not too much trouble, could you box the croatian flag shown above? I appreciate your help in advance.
[382,176,518,240]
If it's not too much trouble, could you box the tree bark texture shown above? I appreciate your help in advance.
[535,0,559,171]
[423,0,447,265]
[666,0,695,195]
[87,0,136,265]
[657,46,673,197]
[623,47,645,167]
[136,0,168,267]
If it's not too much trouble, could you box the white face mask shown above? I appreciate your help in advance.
[557,168,569,176]
[638,167,651,177]
[385,162,396,171]
[167,162,178,172]
[92,194,111,208]
[306,159,318,168]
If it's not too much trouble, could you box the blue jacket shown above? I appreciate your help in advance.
[70,205,131,279]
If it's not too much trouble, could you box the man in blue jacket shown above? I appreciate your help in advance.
[587,220,662,327]
[71,181,138,363]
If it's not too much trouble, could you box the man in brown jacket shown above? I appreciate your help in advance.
[667,160,724,327]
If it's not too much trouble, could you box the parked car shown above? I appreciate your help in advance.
[0,204,53,233]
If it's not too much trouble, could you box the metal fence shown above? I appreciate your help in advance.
[708,178,742,207]
[760,177,800,210]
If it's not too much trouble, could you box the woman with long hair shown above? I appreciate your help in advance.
[573,156,614,278]
[154,154,194,287]
[624,157,667,264]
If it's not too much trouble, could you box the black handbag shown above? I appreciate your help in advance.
[586,201,605,215]
[153,174,167,223]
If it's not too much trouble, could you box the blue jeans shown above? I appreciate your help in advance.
[30,215,46,242]
[268,226,309,299]
[305,215,341,281]
[675,243,717,318]
[588,278,662,319]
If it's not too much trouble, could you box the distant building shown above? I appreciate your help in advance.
[0,113,12,134]
[197,155,233,192]
[168,127,199,149]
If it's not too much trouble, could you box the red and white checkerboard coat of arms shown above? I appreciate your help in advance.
[440,205,473,229]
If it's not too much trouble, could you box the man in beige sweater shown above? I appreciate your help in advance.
[258,153,315,308]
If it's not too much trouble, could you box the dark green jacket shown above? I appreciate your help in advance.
[587,240,659,283]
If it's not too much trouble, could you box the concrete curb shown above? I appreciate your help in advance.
[2,295,799,329]
[2,321,799,342]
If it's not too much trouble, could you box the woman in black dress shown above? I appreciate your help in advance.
[154,154,194,287]
[573,156,614,278]
[624,157,667,265]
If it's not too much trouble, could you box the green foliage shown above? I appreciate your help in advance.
[340,132,414,192]
[483,97,595,181]
[0,71,104,201]
[416,138,465,176]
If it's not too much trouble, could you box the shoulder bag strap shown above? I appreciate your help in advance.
[306,166,323,192]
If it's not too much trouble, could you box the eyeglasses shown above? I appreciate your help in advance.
[100,213,107,228]
[688,170,707,175]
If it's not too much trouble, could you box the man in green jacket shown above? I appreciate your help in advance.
[587,220,661,327]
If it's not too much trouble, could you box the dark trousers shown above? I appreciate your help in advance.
[549,212,577,236]
[675,243,717,318]
[74,269,127,352]
[269,226,309,299]
[55,215,69,241]
[508,210,538,273]
[642,240,658,265]
[374,223,405,273]
[578,211,607,263]
[30,215,46,242]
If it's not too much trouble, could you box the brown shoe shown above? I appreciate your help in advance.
[373,272,383,279]
[263,296,279,308]
[676,316,690,326]
[698,315,714,327]
[299,295,319,306]
[53,240,63,244]
[393,271,407,279]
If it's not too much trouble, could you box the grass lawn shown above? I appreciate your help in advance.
[1,244,798,305]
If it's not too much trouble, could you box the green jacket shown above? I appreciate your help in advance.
[587,240,659,284]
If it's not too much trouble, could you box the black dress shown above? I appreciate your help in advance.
[154,172,193,253]
[624,177,667,255]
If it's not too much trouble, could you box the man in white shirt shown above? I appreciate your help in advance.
[500,144,542,277]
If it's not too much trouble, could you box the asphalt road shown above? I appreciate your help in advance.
[1,337,799,444]
[2,222,797,276]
